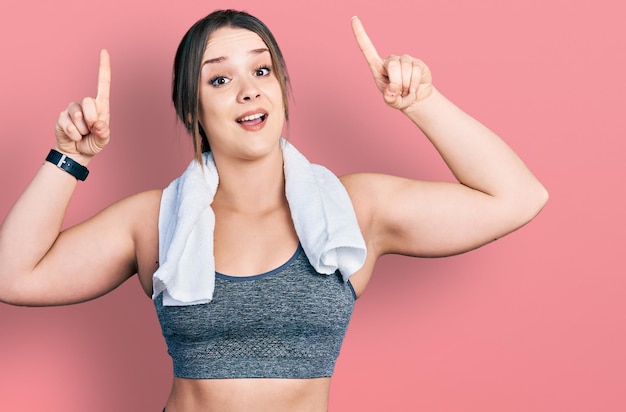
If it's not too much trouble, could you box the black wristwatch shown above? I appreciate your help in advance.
[45,149,90,181]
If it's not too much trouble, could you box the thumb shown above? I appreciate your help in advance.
[91,119,111,148]
[383,83,400,105]
[91,120,111,141]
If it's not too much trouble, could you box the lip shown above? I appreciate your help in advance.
[236,109,268,122]
[235,109,268,131]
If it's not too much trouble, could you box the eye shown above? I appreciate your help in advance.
[254,65,271,77]
[209,76,230,87]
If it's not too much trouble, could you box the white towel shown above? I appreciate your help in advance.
[153,138,366,306]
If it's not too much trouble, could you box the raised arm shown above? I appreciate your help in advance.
[343,17,548,258]
[0,51,158,306]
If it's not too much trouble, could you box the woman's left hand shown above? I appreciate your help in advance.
[351,16,433,112]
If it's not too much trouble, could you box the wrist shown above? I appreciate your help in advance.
[400,87,451,129]
[400,86,439,118]
[45,149,90,181]
[52,144,92,167]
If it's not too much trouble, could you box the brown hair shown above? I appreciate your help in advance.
[172,9,291,163]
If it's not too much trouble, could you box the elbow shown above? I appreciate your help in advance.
[0,278,21,306]
[530,181,549,216]
[538,183,549,209]
[0,275,37,307]
[513,181,549,227]
[0,282,19,306]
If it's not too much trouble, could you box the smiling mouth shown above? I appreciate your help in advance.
[236,113,267,125]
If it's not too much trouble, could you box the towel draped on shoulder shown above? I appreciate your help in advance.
[153,138,366,306]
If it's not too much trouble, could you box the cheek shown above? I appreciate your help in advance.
[197,106,218,140]
[199,93,227,123]
[270,84,285,111]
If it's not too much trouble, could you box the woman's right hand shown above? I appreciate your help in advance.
[54,49,111,164]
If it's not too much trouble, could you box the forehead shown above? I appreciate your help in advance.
[203,27,268,58]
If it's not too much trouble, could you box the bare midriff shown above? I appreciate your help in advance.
[163,376,331,412]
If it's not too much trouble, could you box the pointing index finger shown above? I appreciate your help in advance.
[351,16,382,69]
[96,49,111,107]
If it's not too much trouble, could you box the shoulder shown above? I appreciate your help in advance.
[339,173,393,256]
[340,173,374,222]
[340,172,409,219]
[89,189,163,248]
[340,172,432,258]
[122,189,163,210]
[117,189,162,235]
[100,189,162,222]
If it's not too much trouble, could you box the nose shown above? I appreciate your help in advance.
[237,77,261,102]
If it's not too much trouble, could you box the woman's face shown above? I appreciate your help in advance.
[198,27,285,161]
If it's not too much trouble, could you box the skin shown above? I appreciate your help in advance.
[0,17,547,412]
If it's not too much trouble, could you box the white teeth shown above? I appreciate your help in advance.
[238,113,265,122]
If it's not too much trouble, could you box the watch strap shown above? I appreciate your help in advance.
[45,149,89,181]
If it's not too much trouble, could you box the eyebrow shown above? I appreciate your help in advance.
[202,48,269,66]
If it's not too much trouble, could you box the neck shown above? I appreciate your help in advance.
[212,148,286,213]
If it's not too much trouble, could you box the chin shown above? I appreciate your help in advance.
[214,132,281,163]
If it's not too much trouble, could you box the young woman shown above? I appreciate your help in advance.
[0,9,547,412]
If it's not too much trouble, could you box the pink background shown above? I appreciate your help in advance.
[1,0,624,410]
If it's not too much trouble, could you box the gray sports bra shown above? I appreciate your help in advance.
[154,244,356,379]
